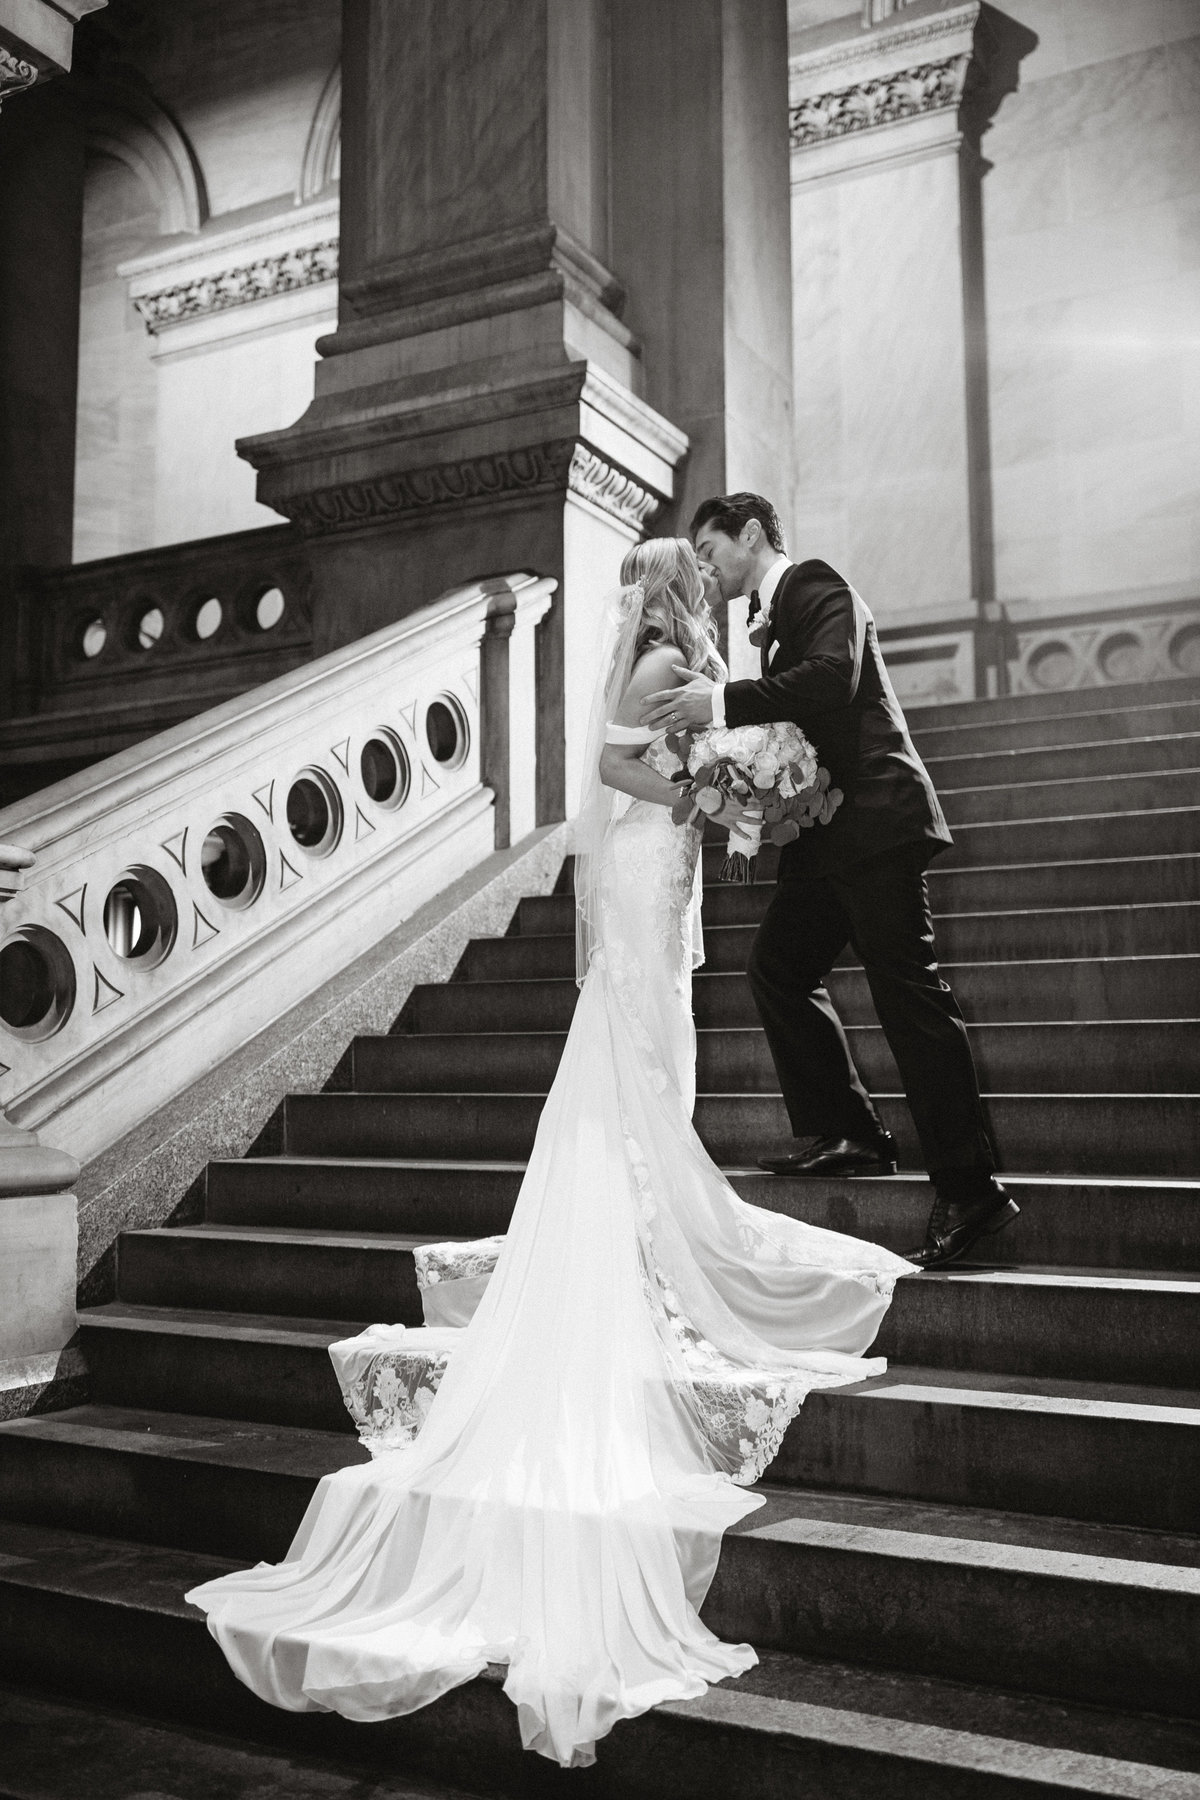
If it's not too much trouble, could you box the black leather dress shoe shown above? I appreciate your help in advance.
[757,1132,899,1177]
[906,1181,1019,1270]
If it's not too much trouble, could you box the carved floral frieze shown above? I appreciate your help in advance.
[567,446,660,531]
[276,441,661,537]
[132,240,339,334]
[789,52,972,148]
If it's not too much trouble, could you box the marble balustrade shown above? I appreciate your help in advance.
[876,594,1200,708]
[0,571,553,1175]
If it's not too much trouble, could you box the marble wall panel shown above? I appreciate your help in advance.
[792,149,972,621]
[985,0,1200,83]
[985,25,1200,612]
[152,310,333,546]
[73,156,159,562]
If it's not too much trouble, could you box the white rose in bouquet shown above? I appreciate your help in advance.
[677,719,842,881]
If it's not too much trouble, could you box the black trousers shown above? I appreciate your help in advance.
[745,842,996,1180]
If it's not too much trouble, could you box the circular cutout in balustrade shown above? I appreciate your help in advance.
[0,926,75,1040]
[286,768,343,856]
[1169,623,1200,676]
[191,596,223,642]
[135,605,165,651]
[1025,640,1075,691]
[78,616,107,660]
[254,586,286,631]
[200,813,266,909]
[425,694,469,771]
[360,731,411,811]
[103,866,177,966]
[1097,631,1146,684]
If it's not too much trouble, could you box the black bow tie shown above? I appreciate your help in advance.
[748,588,762,619]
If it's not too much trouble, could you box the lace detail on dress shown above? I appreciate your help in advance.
[414,1238,505,1289]
[340,1343,451,1456]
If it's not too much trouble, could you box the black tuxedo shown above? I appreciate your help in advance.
[725,559,994,1181]
[724,559,951,875]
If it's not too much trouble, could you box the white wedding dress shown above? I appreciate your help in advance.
[187,722,911,1769]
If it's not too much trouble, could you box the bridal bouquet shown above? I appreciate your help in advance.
[669,721,843,882]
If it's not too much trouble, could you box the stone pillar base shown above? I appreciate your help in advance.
[0,1189,81,1419]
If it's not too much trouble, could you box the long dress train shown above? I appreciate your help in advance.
[187,729,912,1768]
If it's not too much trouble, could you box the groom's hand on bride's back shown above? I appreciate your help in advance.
[641,666,717,731]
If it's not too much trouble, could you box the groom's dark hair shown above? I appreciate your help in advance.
[690,492,785,554]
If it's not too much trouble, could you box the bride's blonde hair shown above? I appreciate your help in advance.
[619,538,726,681]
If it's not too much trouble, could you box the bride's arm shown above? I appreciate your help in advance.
[598,647,687,808]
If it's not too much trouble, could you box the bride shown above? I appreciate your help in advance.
[187,538,912,1768]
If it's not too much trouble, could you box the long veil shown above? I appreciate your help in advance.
[573,580,646,985]
[185,571,910,1773]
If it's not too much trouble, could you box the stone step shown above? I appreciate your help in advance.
[0,1406,362,1565]
[922,731,1200,788]
[640,805,1200,887]
[354,1020,1200,1096]
[3,1484,1199,1740]
[704,1484,1200,1721]
[873,1266,1200,1387]
[692,802,1200,866]
[519,852,1200,934]
[475,903,1200,977]
[98,1237,1200,1388]
[0,1682,462,1800]
[115,1226,440,1324]
[783,1366,1200,1535]
[3,1523,1198,1800]
[282,1088,1200,1175]
[905,673,1200,731]
[6,1345,1198,1557]
[411,955,1199,1032]
[912,807,1200,868]
[912,694,1200,758]
[78,1306,359,1435]
[210,1162,1200,1275]
[938,768,1199,827]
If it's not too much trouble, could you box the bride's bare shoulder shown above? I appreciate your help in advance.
[609,643,686,728]
[627,644,686,691]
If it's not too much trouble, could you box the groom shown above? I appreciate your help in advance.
[643,492,1016,1270]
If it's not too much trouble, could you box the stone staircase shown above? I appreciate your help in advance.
[2,674,1200,1799]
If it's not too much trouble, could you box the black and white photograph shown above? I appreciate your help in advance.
[0,1,1198,1794]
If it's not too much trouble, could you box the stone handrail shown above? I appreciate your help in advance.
[875,592,1200,708]
[10,522,314,727]
[0,570,554,1171]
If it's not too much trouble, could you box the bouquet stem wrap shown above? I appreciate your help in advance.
[719,814,762,884]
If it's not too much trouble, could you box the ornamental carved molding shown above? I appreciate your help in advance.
[790,52,972,148]
[566,446,661,530]
[790,2,981,88]
[277,442,579,535]
[0,48,38,109]
[132,240,339,334]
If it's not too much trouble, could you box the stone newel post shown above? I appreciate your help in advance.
[0,843,81,1420]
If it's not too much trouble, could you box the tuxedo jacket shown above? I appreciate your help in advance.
[723,559,951,878]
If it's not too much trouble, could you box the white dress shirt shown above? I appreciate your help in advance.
[710,555,793,728]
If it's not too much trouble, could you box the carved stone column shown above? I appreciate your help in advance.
[240,0,795,819]
[788,0,1028,692]
[0,1,106,722]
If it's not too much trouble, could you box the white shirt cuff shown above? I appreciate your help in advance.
[711,683,726,728]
